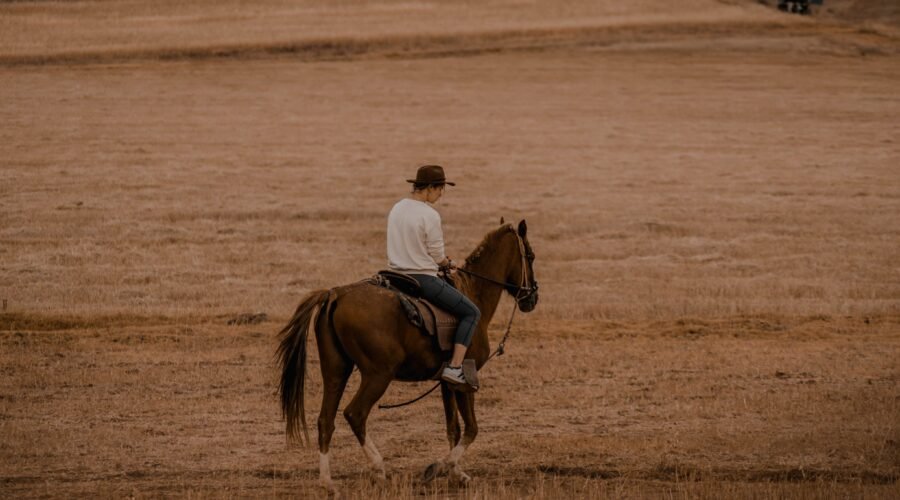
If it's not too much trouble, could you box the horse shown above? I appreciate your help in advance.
[277,219,539,493]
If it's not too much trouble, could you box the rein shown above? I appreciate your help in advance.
[455,268,536,300]
[378,231,534,410]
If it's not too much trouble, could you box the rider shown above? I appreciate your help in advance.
[387,165,481,386]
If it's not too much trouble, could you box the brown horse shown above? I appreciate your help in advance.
[277,220,538,493]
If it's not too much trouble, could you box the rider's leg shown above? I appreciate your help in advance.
[449,343,467,367]
[412,274,480,372]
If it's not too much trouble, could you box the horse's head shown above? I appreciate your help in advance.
[504,219,539,313]
[462,219,539,312]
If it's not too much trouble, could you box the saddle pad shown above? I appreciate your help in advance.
[412,300,458,352]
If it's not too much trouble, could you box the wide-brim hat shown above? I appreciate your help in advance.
[406,165,456,186]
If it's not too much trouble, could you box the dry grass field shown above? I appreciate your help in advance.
[1,0,899,498]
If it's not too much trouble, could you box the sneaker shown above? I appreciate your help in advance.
[441,365,466,385]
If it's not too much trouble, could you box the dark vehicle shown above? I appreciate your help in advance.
[778,0,823,15]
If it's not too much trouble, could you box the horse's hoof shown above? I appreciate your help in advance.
[451,466,472,485]
[421,462,442,484]
[320,481,340,498]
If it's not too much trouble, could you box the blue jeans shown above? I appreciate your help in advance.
[411,274,481,347]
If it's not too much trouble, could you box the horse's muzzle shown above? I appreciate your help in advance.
[516,283,539,312]
[519,296,537,312]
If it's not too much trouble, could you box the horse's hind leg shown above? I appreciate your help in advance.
[316,331,353,492]
[343,372,393,480]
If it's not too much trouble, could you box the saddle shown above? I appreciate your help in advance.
[370,270,458,352]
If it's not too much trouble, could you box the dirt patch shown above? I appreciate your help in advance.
[0,312,175,331]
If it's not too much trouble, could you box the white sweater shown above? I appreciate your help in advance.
[387,198,446,276]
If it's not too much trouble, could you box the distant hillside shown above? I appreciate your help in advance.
[0,0,790,65]
[1,0,896,65]
[821,0,900,29]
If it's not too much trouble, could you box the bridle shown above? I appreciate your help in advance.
[455,231,538,306]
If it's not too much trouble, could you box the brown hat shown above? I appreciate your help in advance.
[406,165,456,187]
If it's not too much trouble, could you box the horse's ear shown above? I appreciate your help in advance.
[500,216,505,225]
[518,219,528,237]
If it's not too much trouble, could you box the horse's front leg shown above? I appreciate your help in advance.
[446,389,477,483]
[423,383,462,483]
[441,382,462,449]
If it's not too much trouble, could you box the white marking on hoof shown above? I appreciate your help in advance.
[319,451,336,491]
[446,443,467,465]
[363,438,386,479]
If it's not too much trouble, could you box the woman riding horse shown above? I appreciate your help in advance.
[387,165,480,387]
[277,167,539,494]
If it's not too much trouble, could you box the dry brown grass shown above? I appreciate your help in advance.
[1,319,897,498]
[1,1,899,498]
[3,49,898,322]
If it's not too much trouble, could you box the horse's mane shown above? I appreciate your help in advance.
[464,224,516,268]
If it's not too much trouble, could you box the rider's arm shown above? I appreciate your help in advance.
[423,211,447,266]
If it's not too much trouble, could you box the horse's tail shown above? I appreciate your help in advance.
[277,288,331,446]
